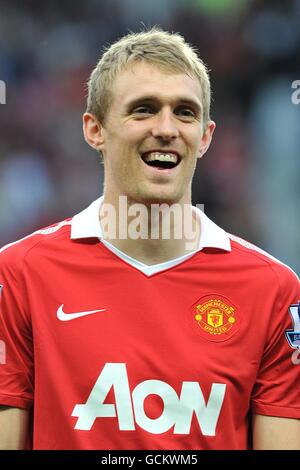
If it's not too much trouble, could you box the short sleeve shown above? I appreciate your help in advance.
[251,265,300,418]
[0,248,33,409]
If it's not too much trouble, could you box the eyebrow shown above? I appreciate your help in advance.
[125,95,203,114]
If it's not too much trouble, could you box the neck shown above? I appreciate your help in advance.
[100,194,200,265]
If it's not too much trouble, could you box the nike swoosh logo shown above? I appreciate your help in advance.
[57,304,106,321]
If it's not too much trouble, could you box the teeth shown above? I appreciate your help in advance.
[143,152,178,163]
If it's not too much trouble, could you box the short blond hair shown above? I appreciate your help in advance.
[86,28,212,127]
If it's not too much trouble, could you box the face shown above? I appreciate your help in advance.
[84,61,215,206]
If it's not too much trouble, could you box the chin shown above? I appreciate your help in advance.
[135,191,183,206]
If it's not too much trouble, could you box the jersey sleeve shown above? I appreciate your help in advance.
[251,265,300,418]
[0,247,34,409]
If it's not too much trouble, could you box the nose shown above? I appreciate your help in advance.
[151,108,179,141]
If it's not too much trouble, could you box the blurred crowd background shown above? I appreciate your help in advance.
[0,0,300,272]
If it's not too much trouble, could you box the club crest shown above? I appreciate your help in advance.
[191,294,240,342]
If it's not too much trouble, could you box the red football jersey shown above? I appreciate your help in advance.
[0,198,299,450]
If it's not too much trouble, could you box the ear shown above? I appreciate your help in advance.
[83,112,106,153]
[197,120,216,159]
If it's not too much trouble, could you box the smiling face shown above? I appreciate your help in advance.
[84,61,215,206]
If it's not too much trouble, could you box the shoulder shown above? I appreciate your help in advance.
[228,233,300,288]
[0,219,72,272]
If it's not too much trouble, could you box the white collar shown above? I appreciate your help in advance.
[71,196,231,252]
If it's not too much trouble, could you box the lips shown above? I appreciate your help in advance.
[141,151,181,169]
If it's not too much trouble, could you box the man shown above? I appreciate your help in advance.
[0,28,299,450]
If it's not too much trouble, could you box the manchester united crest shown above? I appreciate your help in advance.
[191,294,240,342]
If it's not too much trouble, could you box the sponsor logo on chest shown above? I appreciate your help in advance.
[72,363,226,436]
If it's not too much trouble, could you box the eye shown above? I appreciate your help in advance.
[132,105,155,115]
[175,107,196,119]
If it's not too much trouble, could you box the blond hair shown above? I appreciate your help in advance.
[86,28,212,127]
